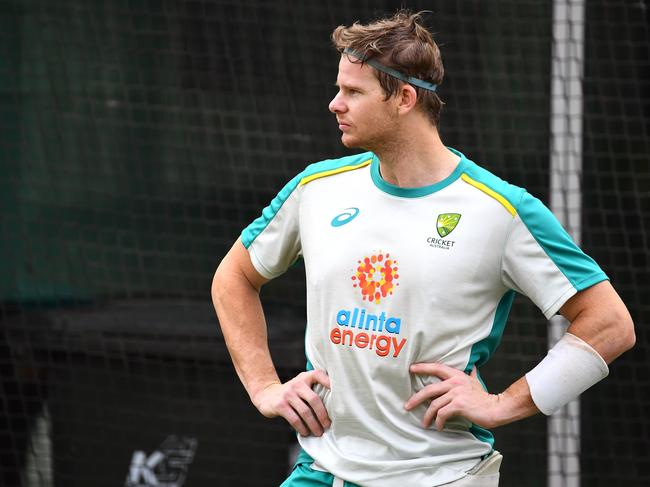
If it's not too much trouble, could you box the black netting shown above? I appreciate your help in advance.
[0,1,647,486]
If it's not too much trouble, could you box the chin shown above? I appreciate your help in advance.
[341,134,362,149]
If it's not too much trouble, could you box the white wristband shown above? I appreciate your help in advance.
[525,333,609,415]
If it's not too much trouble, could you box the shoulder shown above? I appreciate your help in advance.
[249,152,373,221]
[456,151,528,217]
[297,151,373,187]
[274,152,373,199]
[457,151,574,246]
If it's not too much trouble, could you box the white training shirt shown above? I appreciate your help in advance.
[241,148,607,487]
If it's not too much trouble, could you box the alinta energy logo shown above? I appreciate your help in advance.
[352,252,399,304]
[329,251,407,359]
[427,213,461,250]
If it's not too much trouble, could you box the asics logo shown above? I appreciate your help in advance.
[331,207,360,227]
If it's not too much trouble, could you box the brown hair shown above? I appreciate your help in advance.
[331,10,445,126]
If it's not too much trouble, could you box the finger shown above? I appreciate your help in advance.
[288,394,323,436]
[296,382,331,429]
[404,381,451,410]
[423,395,452,429]
[470,366,478,378]
[309,369,331,389]
[434,402,457,431]
[280,403,311,437]
[409,362,459,379]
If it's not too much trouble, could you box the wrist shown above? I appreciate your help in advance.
[251,380,281,407]
[492,379,540,427]
[525,333,609,415]
[492,392,512,428]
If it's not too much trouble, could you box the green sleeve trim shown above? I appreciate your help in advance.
[517,192,608,291]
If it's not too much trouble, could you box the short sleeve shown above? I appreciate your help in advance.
[241,176,303,280]
[501,192,608,319]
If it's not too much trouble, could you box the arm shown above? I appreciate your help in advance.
[405,281,635,430]
[561,280,635,364]
[212,238,277,401]
[211,238,331,436]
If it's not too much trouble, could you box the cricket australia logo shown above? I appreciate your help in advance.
[436,213,461,237]
[125,436,197,487]
[427,213,461,250]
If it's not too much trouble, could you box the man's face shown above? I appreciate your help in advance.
[329,55,399,149]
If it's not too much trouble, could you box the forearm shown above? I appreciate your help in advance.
[497,282,635,425]
[564,301,635,365]
[498,329,612,424]
[212,266,280,404]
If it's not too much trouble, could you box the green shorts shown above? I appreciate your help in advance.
[280,449,360,487]
[280,449,501,487]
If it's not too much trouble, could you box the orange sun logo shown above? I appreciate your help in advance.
[351,252,399,304]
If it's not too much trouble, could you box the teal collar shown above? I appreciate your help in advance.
[370,147,469,198]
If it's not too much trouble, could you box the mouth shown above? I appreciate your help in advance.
[337,121,351,130]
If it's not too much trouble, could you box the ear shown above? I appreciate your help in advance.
[396,83,418,115]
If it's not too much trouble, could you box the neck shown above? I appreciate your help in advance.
[371,120,460,188]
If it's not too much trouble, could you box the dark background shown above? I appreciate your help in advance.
[0,1,648,486]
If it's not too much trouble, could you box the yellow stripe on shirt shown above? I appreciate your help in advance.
[299,159,372,186]
[461,173,517,216]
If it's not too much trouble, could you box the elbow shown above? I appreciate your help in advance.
[211,261,234,334]
[211,260,227,306]
[620,313,636,353]
[609,306,636,359]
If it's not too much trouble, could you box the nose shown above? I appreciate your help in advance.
[329,91,346,114]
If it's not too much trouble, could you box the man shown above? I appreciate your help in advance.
[211,10,634,487]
